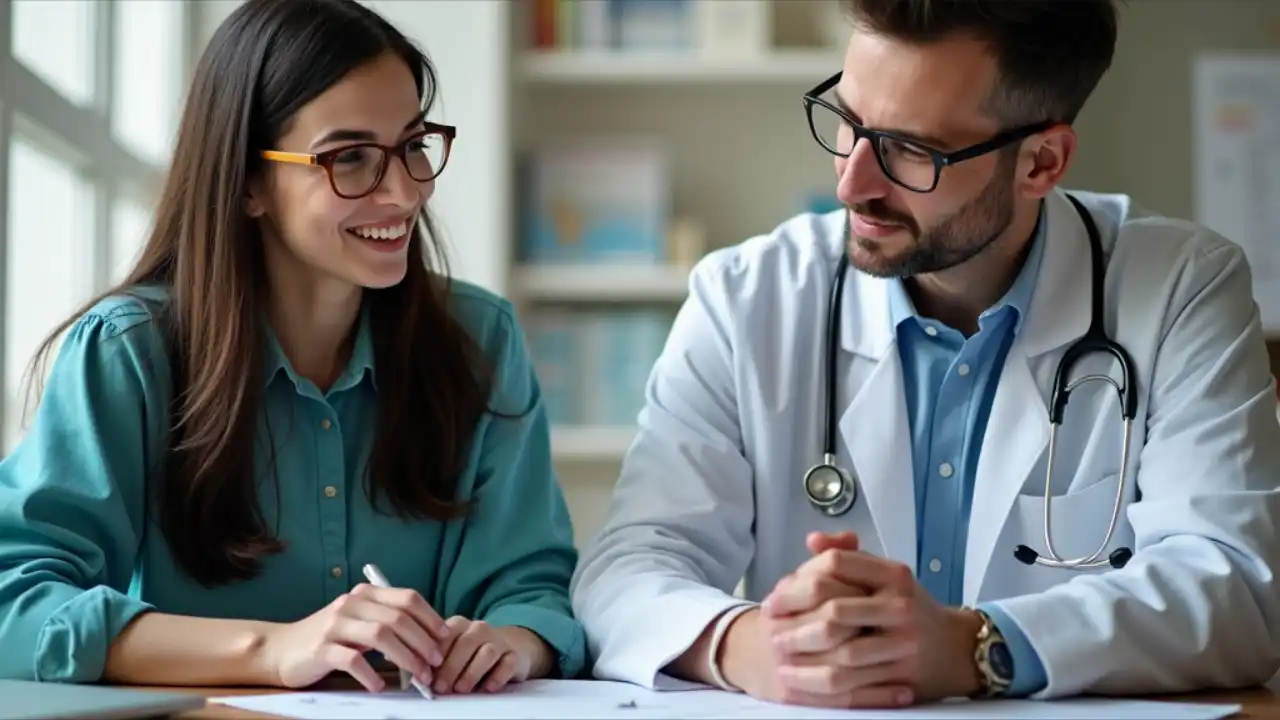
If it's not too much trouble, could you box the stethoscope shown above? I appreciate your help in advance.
[803,195,1137,571]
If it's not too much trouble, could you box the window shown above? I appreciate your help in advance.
[112,0,185,165]
[111,193,152,283]
[0,0,193,448]
[11,0,96,106]
[5,134,94,451]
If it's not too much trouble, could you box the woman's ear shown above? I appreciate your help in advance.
[245,175,268,218]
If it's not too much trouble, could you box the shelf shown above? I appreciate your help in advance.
[552,425,637,461]
[518,48,842,85]
[513,264,690,302]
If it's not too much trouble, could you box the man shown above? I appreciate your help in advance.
[569,0,1280,708]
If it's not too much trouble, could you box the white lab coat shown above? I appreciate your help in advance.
[569,188,1280,699]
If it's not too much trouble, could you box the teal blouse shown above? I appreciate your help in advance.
[0,281,586,682]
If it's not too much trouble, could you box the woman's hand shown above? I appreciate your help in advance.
[260,583,450,692]
[431,617,550,695]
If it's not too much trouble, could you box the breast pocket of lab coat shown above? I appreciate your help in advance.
[993,473,1138,596]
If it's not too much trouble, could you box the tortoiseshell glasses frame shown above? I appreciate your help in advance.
[260,122,457,199]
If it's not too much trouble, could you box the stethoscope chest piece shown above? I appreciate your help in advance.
[803,456,856,516]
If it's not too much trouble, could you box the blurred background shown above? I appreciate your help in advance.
[1,0,1277,548]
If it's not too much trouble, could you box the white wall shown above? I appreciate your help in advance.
[193,0,512,295]
[1064,0,1280,218]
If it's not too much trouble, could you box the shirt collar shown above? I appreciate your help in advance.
[887,201,1047,334]
[263,301,376,393]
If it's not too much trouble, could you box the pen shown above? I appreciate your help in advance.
[361,563,435,700]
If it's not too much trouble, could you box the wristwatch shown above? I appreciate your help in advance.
[970,608,1014,698]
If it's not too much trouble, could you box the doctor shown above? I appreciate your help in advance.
[571,0,1280,708]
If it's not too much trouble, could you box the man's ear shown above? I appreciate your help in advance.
[1017,124,1075,200]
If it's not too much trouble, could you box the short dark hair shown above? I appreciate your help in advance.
[843,0,1119,126]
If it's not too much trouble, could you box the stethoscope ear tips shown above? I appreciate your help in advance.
[1013,544,1038,565]
[1013,544,1134,568]
[1107,547,1133,569]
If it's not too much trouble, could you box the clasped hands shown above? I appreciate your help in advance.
[725,531,984,708]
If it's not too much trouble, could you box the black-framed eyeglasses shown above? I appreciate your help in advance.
[802,72,1050,193]
[260,122,456,200]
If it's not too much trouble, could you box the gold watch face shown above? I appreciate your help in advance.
[973,611,1013,694]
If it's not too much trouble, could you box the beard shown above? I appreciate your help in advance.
[846,150,1018,278]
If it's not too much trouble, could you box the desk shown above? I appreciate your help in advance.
[132,676,1280,719]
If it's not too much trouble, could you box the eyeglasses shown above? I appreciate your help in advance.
[802,72,1050,193]
[260,122,456,199]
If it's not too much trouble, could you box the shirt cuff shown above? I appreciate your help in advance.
[978,602,1047,697]
[483,602,588,680]
[36,584,154,683]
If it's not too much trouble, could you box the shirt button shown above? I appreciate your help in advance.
[924,326,938,337]
[957,363,971,376]
[929,558,942,573]
[331,566,343,578]
[939,462,954,478]
[324,485,338,498]
[321,419,332,430]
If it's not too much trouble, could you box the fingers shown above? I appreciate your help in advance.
[483,652,521,693]
[778,657,913,696]
[453,643,511,694]
[844,685,915,709]
[772,682,914,710]
[806,531,858,555]
[335,592,444,681]
[337,618,432,684]
[783,630,918,670]
[434,618,486,694]
[433,615,469,669]
[770,597,914,654]
[350,583,450,640]
[762,571,865,618]
[801,549,910,594]
[320,643,385,693]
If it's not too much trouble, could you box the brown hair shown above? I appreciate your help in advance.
[25,0,494,587]
[843,0,1119,126]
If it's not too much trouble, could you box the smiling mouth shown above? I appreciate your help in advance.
[347,218,411,242]
[855,213,901,228]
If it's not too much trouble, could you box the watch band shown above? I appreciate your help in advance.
[970,608,1013,698]
[707,604,754,692]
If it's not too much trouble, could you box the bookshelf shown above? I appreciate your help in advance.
[513,264,690,303]
[506,0,845,482]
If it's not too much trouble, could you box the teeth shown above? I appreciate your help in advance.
[351,220,409,241]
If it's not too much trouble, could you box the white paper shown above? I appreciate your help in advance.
[1192,53,1280,331]
[212,679,1240,720]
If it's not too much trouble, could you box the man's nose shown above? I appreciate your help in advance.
[836,137,892,207]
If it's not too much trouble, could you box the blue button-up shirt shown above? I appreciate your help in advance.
[888,208,1048,696]
[0,282,586,683]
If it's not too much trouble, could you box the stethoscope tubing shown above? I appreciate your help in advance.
[807,195,1137,571]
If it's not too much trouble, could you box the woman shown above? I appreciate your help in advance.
[0,0,586,694]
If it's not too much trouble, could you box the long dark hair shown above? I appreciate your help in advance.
[25,0,492,587]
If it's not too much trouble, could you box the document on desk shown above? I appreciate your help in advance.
[212,679,1240,720]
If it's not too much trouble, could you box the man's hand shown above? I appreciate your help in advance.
[714,532,874,707]
[761,532,984,706]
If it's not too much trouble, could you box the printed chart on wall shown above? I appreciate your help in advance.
[1192,53,1280,332]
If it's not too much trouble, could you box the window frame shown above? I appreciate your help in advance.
[0,0,198,445]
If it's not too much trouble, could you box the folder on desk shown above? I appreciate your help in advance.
[0,679,205,720]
